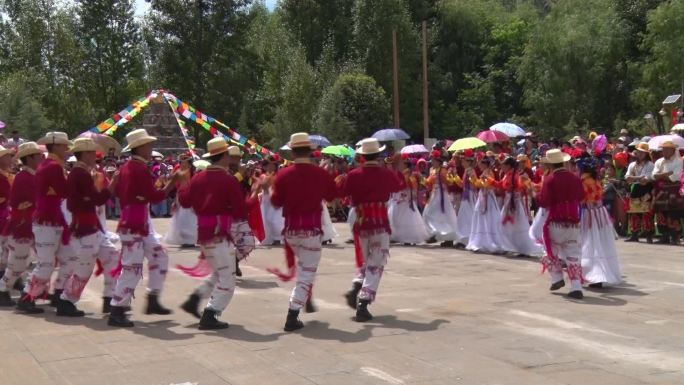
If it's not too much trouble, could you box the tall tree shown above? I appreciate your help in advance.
[518,0,628,136]
[77,0,145,117]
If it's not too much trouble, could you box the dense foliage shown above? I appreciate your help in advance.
[0,0,679,146]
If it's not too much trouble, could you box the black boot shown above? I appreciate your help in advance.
[181,293,202,319]
[305,298,317,313]
[56,298,85,317]
[657,231,671,244]
[102,297,112,314]
[624,234,639,242]
[344,282,362,309]
[440,240,454,248]
[646,233,654,244]
[145,294,172,315]
[567,290,584,300]
[355,300,373,322]
[670,230,681,245]
[283,309,304,332]
[198,308,229,330]
[235,257,242,277]
[0,291,15,307]
[13,278,24,292]
[549,280,565,291]
[16,297,44,314]
[49,289,63,308]
[108,306,134,327]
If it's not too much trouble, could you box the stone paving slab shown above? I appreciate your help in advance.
[0,218,682,384]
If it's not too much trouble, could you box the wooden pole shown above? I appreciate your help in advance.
[392,29,401,128]
[422,21,429,142]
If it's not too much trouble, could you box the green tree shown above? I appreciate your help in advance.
[518,0,629,137]
[0,72,53,139]
[315,72,391,143]
[77,0,145,117]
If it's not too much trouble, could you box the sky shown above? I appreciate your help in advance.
[134,0,277,17]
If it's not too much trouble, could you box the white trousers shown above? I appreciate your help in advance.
[25,224,76,298]
[353,232,390,302]
[0,235,8,270]
[110,232,168,307]
[0,237,33,292]
[61,233,102,304]
[285,233,322,311]
[97,235,119,298]
[194,239,236,313]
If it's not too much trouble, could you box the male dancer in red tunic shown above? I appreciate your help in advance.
[56,138,114,316]
[0,142,44,307]
[270,133,337,331]
[108,129,173,327]
[19,132,76,313]
[178,138,253,329]
[340,138,403,321]
[0,145,14,280]
[536,149,585,299]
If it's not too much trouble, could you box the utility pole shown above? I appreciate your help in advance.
[422,21,429,142]
[392,29,401,129]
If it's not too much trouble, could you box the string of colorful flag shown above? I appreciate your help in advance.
[86,89,274,157]
[163,94,198,159]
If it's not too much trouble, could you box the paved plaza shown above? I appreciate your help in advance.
[0,218,683,385]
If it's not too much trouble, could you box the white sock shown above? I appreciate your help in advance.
[570,280,582,291]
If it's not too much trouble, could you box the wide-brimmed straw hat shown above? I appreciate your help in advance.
[71,138,101,153]
[228,146,242,157]
[541,149,571,164]
[356,138,386,155]
[0,145,12,157]
[16,142,44,158]
[122,129,157,152]
[660,140,678,149]
[635,142,650,153]
[288,132,315,149]
[202,137,230,158]
[37,132,72,146]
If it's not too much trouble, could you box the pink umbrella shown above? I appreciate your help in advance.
[476,130,509,143]
[647,134,684,151]
[0,121,5,130]
[592,134,607,152]
[400,144,429,154]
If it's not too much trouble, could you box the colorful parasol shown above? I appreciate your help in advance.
[647,134,684,150]
[476,130,509,143]
[448,137,487,152]
[400,144,429,154]
[78,131,122,155]
[489,122,525,137]
[321,145,354,157]
[372,128,410,141]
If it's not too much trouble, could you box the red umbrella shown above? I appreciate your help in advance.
[476,130,509,143]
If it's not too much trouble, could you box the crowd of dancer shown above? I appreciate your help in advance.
[0,127,681,331]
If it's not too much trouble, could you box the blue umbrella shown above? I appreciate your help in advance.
[372,128,410,141]
[309,135,331,148]
[490,123,525,138]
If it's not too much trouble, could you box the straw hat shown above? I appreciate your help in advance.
[620,128,629,135]
[122,129,157,152]
[0,145,12,157]
[16,142,44,158]
[660,140,678,149]
[71,138,101,153]
[356,138,385,155]
[541,149,571,164]
[288,132,315,149]
[228,146,242,157]
[202,137,230,158]
[635,142,650,153]
[37,132,72,146]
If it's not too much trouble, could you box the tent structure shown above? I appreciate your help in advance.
[85,89,274,158]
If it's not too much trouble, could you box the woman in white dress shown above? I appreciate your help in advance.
[164,156,197,247]
[494,157,543,257]
[259,156,284,246]
[467,157,505,254]
[422,150,459,247]
[455,150,477,247]
[390,155,428,245]
[579,161,622,287]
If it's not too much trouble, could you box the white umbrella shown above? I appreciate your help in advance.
[490,122,525,138]
[152,151,163,159]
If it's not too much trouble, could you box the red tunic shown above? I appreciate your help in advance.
[67,164,111,237]
[340,163,403,234]
[178,166,247,244]
[270,162,337,232]
[115,156,166,235]
[34,154,68,226]
[0,170,12,230]
[536,168,584,224]
[7,169,36,239]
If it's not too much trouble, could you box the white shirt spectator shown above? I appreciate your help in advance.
[626,160,654,181]
[652,155,683,183]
